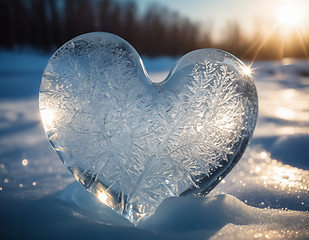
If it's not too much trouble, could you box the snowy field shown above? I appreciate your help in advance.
[0,51,308,239]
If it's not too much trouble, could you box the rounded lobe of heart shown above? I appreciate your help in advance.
[39,32,258,224]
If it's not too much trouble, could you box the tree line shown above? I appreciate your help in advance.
[1,0,308,60]
[0,0,204,57]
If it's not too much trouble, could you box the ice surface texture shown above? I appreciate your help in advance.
[39,32,258,224]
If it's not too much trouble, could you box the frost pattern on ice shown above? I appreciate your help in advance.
[39,32,258,224]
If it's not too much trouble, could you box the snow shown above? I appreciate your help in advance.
[0,51,308,239]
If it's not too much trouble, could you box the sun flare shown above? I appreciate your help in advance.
[243,66,252,76]
[277,2,304,28]
[40,108,55,128]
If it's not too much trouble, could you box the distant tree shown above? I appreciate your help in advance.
[248,27,282,60]
[0,0,14,47]
[170,14,200,55]
[4,0,307,59]
[220,21,245,58]
[167,12,182,56]
[98,0,113,33]
[48,0,63,48]
[121,2,141,51]
[109,3,123,37]
[64,0,78,41]
[30,0,50,51]
[10,0,30,47]
[197,23,212,49]
[75,0,96,35]
[142,4,170,56]
[0,0,211,56]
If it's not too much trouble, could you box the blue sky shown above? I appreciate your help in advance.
[133,0,265,38]
[121,0,309,41]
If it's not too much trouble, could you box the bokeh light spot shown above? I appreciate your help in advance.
[22,159,28,166]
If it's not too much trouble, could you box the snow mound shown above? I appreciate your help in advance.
[1,51,309,239]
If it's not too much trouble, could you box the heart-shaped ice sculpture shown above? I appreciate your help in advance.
[39,32,258,224]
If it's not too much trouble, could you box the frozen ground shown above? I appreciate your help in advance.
[0,51,308,239]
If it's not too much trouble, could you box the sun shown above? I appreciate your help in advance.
[277,2,304,28]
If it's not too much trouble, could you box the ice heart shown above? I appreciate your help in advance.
[39,32,258,224]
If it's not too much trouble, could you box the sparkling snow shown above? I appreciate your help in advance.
[0,52,308,239]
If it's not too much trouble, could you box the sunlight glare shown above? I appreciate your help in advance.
[97,191,108,204]
[275,107,295,120]
[282,89,295,99]
[243,66,252,76]
[278,2,304,28]
[97,191,112,207]
[273,166,296,187]
[40,108,55,128]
